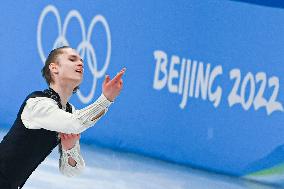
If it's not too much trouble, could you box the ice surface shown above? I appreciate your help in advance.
[0,131,278,189]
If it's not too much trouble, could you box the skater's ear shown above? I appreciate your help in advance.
[49,62,59,75]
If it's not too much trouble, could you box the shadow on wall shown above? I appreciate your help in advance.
[231,0,284,9]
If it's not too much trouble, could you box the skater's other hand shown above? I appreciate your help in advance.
[60,133,80,150]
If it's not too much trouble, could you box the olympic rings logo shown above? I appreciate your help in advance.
[37,5,111,104]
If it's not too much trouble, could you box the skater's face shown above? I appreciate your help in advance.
[50,48,84,86]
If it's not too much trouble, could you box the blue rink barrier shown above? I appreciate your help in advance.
[0,0,284,186]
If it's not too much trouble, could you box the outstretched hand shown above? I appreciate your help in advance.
[102,68,126,101]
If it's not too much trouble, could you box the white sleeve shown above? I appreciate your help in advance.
[59,141,85,177]
[21,93,112,134]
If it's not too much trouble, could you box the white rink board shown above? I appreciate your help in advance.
[0,131,277,189]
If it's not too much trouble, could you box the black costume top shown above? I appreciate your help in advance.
[0,88,72,189]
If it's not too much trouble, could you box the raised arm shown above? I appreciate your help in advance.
[21,68,126,134]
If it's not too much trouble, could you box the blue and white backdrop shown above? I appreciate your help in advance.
[0,0,284,185]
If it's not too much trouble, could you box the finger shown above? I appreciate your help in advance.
[65,134,70,139]
[70,134,76,139]
[60,134,66,140]
[76,134,80,140]
[72,134,79,140]
[103,75,111,85]
[120,67,126,72]
[113,68,126,81]
[110,69,126,84]
[118,79,123,88]
[66,134,73,139]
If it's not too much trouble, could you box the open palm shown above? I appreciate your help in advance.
[102,68,126,101]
